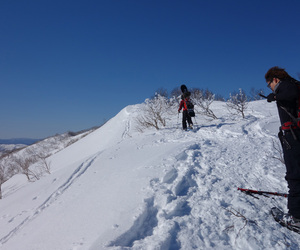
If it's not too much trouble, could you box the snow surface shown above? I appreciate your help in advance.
[1,100,300,250]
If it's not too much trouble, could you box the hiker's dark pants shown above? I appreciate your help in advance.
[280,129,300,218]
[182,110,193,130]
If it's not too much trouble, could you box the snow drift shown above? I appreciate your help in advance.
[1,101,300,250]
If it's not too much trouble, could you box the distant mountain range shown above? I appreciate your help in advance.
[0,138,40,145]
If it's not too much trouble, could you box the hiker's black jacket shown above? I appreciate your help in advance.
[274,78,299,126]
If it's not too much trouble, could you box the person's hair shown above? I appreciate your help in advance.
[265,66,292,82]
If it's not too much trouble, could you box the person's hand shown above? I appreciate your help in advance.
[267,93,276,102]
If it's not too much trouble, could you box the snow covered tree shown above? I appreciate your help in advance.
[0,164,6,199]
[191,88,218,119]
[11,155,40,181]
[226,88,248,119]
[0,161,15,199]
[136,94,171,131]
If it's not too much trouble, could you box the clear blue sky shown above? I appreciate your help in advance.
[1,0,300,139]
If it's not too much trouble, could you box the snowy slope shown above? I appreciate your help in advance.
[0,144,25,156]
[1,101,300,250]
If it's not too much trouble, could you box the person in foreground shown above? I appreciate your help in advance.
[265,66,300,230]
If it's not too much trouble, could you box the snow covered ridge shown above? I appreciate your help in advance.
[0,138,43,157]
[0,144,26,156]
[0,138,40,158]
[1,100,300,249]
[0,129,96,188]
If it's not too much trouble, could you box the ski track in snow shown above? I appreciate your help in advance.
[121,120,131,140]
[0,152,101,245]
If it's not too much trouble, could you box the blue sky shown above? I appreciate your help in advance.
[1,0,300,139]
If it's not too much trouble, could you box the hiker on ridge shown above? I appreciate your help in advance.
[178,85,193,131]
[265,66,300,228]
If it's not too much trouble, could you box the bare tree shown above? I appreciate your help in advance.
[0,163,11,199]
[10,154,40,181]
[191,88,218,119]
[226,89,249,119]
[136,94,171,131]
[24,148,52,174]
[0,164,5,199]
[37,153,51,174]
[0,155,19,199]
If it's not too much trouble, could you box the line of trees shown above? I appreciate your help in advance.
[136,87,265,131]
[135,85,285,177]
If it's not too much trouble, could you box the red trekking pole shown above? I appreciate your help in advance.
[238,188,288,198]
